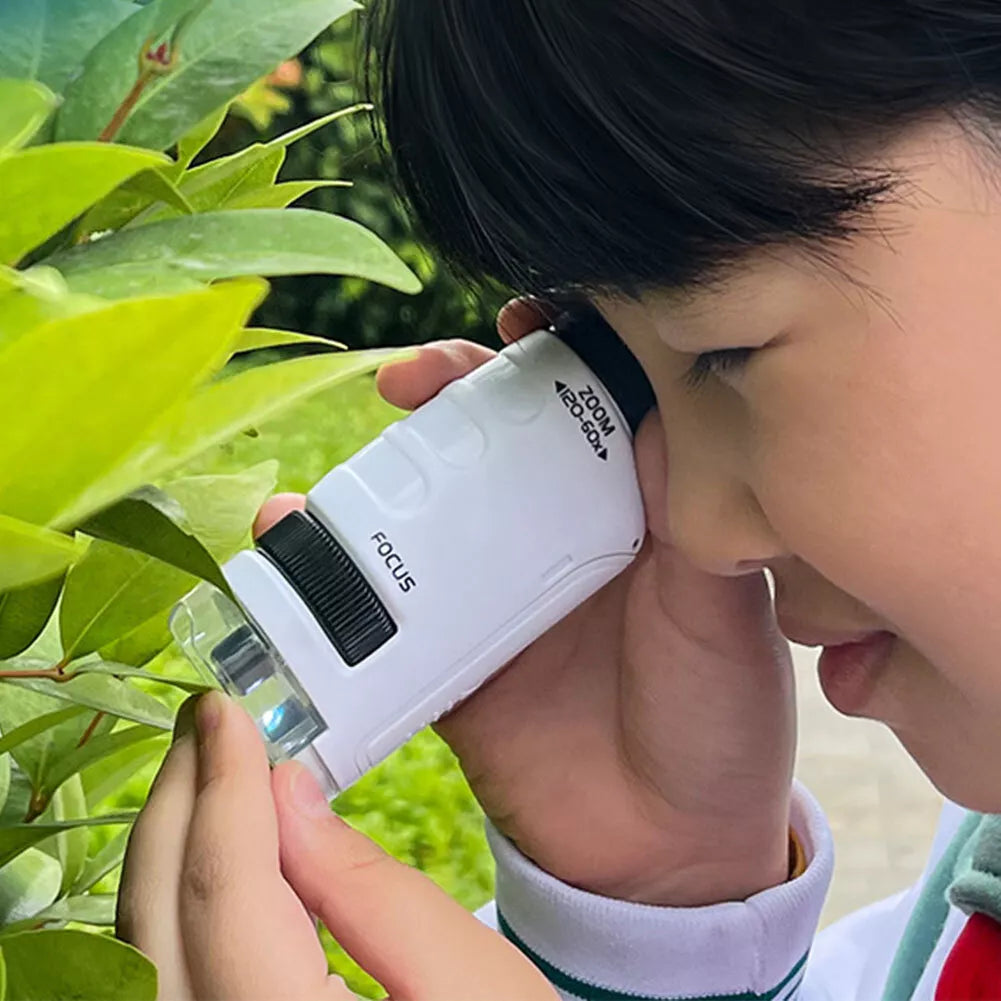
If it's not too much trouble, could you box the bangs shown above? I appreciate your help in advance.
[364,1,900,297]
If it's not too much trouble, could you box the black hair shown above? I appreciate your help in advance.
[365,1,1001,298]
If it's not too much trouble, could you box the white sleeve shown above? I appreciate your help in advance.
[804,801,967,1001]
[477,781,834,1001]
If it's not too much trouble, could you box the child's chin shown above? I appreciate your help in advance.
[898,741,999,814]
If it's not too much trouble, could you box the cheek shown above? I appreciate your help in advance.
[752,376,906,605]
[750,324,1001,691]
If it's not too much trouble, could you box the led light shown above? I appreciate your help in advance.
[170,582,326,762]
[261,705,281,733]
[260,697,311,745]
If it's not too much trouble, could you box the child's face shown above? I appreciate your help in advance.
[597,120,1001,810]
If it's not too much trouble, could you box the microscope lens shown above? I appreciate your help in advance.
[211,624,275,695]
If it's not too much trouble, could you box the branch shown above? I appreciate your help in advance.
[98,32,183,143]
[76,711,106,749]
[0,666,69,683]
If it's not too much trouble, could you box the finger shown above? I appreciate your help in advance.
[117,698,200,1001]
[273,763,557,1001]
[179,693,329,1000]
[254,492,306,538]
[496,297,555,344]
[375,339,496,411]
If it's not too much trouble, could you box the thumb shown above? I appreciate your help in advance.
[272,762,556,1001]
[254,492,305,539]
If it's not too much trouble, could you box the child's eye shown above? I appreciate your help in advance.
[683,347,755,391]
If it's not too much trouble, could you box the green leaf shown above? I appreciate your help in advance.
[0,707,87,761]
[0,269,107,353]
[11,606,60,666]
[0,687,111,790]
[0,1,137,94]
[94,611,174,670]
[127,168,195,215]
[0,143,167,265]
[161,460,279,558]
[74,664,208,695]
[0,770,31,830]
[0,815,136,869]
[68,271,207,299]
[11,893,117,930]
[138,145,285,225]
[63,461,278,659]
[263,103,370,154]
[0,280,266,528]
[149,104,363,222]
[77,486,228,594]
[225,179,350,211]
[44,776,88,896]
[56,0,360,151]
[40,726,161,800]
[52,0,211,138]
[77,167,195,239]
[0,80,57,153]
[82,736,167,811]
[107,167,197,222]
[3,928,156,1001]
[0,576,64,660]
[0,848,61,927]
[0,672,173,731]
[73,825,130,894]
[50,208,422,299]
[128,348,413,481]
[0,753,11,818]
[174,102,230,172]
[233,327,345,353]
[13,267,71,298]
[60,539,195,660]
[0,516,82,593]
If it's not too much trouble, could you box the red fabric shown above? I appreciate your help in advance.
[936,913,1001,1000]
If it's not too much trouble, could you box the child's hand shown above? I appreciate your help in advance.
[116,692,557,1001]
[257,299,796,908]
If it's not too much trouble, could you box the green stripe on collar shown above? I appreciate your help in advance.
[882,810,983,1001]
[497,910,808,1001]
[950,814,1001,922]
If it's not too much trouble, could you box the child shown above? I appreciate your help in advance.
[118,3,1001,998]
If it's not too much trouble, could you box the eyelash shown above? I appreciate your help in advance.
[683,347,756,390]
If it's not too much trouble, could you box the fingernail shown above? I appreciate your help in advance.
[290,763,331,818]
[171,694,200,744]
[196,690,226,739]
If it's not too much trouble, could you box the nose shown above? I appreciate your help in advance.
[666,468,788,578]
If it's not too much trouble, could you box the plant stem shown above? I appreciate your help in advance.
[98,72,152,143]
[76,711,106,748]
[25,789,48,823]
[0,667,71,683]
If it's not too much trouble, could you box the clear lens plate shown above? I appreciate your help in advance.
[169,582,328,763]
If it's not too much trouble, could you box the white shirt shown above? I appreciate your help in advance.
[477,783,971,1001]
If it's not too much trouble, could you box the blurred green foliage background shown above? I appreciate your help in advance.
[217,18,509,350]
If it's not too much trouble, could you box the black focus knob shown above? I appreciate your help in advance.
[257,510,398,667]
